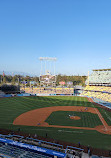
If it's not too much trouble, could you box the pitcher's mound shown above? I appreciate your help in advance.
[70,116,81,120]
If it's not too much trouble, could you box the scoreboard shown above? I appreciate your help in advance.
[39,75,56,83]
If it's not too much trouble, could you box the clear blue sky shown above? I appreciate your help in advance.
[0,0,111,76]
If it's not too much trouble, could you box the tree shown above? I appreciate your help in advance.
[3,76,6,84]
[12,76,16,84]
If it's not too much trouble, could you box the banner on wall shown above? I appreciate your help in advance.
[59,81,65,85]
[0,137,66,158]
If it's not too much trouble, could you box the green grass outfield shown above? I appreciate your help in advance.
[0,96,111,150]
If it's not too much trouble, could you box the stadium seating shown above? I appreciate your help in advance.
[0,134,86,158]
[0,144,51,158]
[82,69,111,103]
[82,86,111,103]
[0,134,108,158]
[85,69,111,85]
[21,87,74,95]
[84,86,111,93]
[0,144,24,157]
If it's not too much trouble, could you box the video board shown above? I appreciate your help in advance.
[39,75,56,83]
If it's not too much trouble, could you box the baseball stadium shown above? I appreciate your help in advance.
[0,58,111,158]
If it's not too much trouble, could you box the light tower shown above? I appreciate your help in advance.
[39,57,57,87]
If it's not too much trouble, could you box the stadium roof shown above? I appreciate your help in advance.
[93,68,111,71]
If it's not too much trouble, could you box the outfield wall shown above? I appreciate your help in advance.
[0,93,31,98]
[0,93,74,98]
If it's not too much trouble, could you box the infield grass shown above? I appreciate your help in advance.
[46,111,102,127]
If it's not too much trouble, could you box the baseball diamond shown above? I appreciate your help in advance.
[0,96,111,150]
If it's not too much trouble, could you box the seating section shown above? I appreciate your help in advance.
[84,86,111,93]
[82,86,111,103]
[21,87,74,95]
[82,69,111,103]
[0,144,51,158]
[85,69,111,85]
[0,144,24,157]
[24,151,50,158]
[0,134,107,158]
[22,137,64,152]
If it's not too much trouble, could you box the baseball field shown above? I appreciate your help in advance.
[0,96,111,150]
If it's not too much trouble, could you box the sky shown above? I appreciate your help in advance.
[0,0,111,76]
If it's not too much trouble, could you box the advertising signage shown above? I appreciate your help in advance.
[59,81,65,85]
[0,137,66,158]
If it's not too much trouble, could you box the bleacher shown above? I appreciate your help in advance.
[86,69,111,86]
[0,134,87,158]
[0,144,25,157]
[0,144,51,158]
[21,87,74,95]
[0,134,110,158]
[82,69,111,104]
[82,86,111,103]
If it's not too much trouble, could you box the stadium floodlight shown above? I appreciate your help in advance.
[39,57,57,87]
[39,57,57,61]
